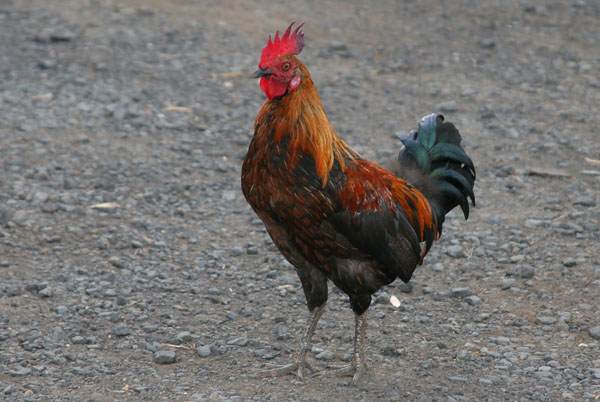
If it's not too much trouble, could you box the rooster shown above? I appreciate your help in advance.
[241,22,475,383]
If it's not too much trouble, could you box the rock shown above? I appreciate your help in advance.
[210,341,227,355]
[176,331,193,343]
[519,265,535,279]
[449,287,471,298]
[536,316,557,325]
[437,101,458,112]
[142,323,158,333]
[456,350,468,360]
[153,350,177,364]
[329,41,348,52]
[26,282,48,292]
[509,255,525,264]
[230,247,244,257]
[227,337,248,347]
[563,258,577,267]
[573,196,595,207]
[114,323,131,337]
[465,295,481,305]
[448,376,468,383]
[315,351,334,360]
[9,365,31,377]
[71,336,87,345]
[2,385,15,394]
[504,128,520,139]
[56,305,68,314]
[108,256,124,268]
[588,326,600,340]
[446,245,465,258]
[501,279,518,290]
[477,38,496,49]
[196,345,212,358]
[432,263,444,272]
[398,282,413,294]
[221,190,236,202]
[38,286,53,297]
[381,346,403,357]
[273,323,291,340]
[253,349,267,358]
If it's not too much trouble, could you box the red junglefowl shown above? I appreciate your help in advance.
[241,22,476,383]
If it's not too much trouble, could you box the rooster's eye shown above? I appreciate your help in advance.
[281,62,291,71]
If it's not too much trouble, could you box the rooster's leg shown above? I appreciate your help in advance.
[313,311,368,384]
[258,303,325,379]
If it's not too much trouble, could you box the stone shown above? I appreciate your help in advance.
[196,345,211,358]
[153,350,177,364]
[588,326,600,340]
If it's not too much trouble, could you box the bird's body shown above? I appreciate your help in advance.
[241,22,475,383]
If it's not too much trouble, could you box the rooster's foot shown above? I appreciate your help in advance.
[257,359,316,380]
[312,361,366,384]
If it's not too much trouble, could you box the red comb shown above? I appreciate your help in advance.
[259,21,305,67]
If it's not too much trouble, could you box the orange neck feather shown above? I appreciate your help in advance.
[258,59,356,186]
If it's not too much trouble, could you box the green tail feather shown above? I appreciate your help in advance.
[397,113,476,230]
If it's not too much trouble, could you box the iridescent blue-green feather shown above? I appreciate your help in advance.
[396,113,476,234]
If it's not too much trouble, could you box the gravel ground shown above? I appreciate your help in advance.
[1,0,599,401]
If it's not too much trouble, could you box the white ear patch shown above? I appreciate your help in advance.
[289,76,302,91]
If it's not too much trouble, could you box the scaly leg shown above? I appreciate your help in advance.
[313,311,368,384]
[258,303,325,379]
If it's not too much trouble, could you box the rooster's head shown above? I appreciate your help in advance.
[253,21,305,100]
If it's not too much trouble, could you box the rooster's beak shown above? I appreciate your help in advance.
[251,67,273,79]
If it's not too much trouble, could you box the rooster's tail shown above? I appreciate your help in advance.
[395,114,476,235]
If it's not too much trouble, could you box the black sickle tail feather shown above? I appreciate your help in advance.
[395,114,476,235]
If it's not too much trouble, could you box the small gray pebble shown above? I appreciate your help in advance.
[519,265,535,278]
[71,336,87,344]
[142,324,158,333]
[446,245,465,258]
[114,323,131,337]
[3,385,15,394]
[315,351,334,360]
[465,295,481,305]
[9,366,31,377]
[56,305,68,314]
[510,255,524,264]
[253,349,267,358]
[196,345,211,358]
[398,282,413,294]
[437,100,458,112]
[501,278,518,290]
[153,350,177,364]
[230,247,244,257]
[108,256,124,268]
[176,331,193,342]
[227,337,248,346]
[382,346,402,357]
[448,376,468,383]
[536,316,557,325]
[589,326,600,340]
[449,287,471,298]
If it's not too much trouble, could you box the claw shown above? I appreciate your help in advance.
[257,362,300,378]
[257,358,317,380]
[255,304,325,381]
[311,312,369,385]
[312,360,367,385]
